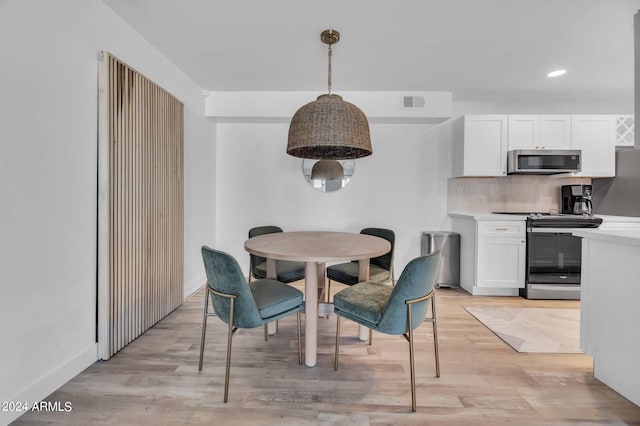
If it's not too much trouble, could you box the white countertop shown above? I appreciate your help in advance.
[594,214,640,223]
[572,229,640,247]
[449,211,640,223]
[448,212,528,221]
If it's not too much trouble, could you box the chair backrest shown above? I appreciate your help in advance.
[375,251,440,335]
[201,246,263,328]
[248,226,284,274]
[361,227,395,271]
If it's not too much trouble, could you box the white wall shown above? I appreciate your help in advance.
[0,1,632,423]
[214,95,633,276]
[184,114,217,296]
[215,121,454,274]
[0,1,215,423]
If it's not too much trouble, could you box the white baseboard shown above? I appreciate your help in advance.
[184,275,205,299]
[1,343,98,426]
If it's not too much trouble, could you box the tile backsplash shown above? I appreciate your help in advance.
[448,175,591,213]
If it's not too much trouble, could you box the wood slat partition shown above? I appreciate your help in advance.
[98,52,184,359]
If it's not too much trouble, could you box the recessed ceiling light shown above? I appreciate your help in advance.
[547,69,567,78]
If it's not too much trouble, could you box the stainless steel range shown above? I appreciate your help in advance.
[494,212,602,300]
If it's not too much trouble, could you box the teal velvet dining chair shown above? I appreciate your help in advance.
[248,225,306,283]
[326,227,395,300]
[199,246,304,402]
[333,251,441,412]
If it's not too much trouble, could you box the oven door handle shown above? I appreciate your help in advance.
[527,227,582,234]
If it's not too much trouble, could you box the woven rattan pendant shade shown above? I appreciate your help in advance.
[287,29,372,160]
[288,95,371,159]
[310,160,344,180]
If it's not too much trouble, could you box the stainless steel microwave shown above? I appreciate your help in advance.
[507,149,581,174]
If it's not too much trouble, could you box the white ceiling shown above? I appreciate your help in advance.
[103,0,640,102]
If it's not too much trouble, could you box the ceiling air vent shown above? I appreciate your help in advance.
[403,95,426,109]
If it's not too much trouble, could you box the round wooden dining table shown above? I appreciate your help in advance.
[244,231,391,367]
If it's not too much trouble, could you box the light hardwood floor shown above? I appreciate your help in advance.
[15,285,640,425]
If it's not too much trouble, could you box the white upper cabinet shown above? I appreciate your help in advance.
[453,114,620,178]
[507,115,538,150]
[508,115,571,150]
[571,115,616,177]
[452,115,507,177]
[539,115,572,149]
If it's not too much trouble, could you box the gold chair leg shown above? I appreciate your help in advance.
[334,315,341,370]
[432,294,440,377]
[198,287,210,371]
[223,298,235,403]
[407,305,417,412]
[297,311,302,365]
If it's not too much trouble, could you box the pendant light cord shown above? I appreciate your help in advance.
[328,44,332,95]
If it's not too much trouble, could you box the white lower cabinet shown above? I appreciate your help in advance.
[477,236,526,288]
[452,216,526,296]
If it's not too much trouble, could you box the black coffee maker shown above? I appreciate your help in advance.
[561,184,593,215]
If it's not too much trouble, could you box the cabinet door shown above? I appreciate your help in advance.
[539,115,571,149]
[463,115,507,176]
[508,115,538,150]
[477,237,526,288]
[571,115,616,177]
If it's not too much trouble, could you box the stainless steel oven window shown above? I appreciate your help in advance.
[526,231,582,285]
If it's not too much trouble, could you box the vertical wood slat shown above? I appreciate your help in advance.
[98,53,184,359]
